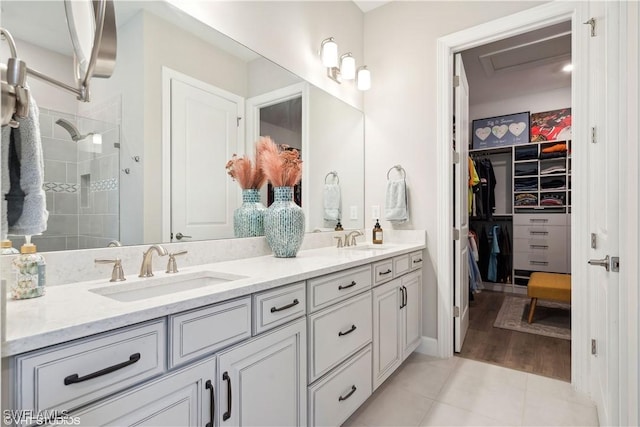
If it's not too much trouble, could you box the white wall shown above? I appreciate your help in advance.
[166,0,365,110]
[470,86,571,121]
[364,1,546,338]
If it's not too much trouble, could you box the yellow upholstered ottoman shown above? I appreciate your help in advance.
[527,272,571,324]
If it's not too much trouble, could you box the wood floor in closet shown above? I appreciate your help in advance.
[457,290,571,382]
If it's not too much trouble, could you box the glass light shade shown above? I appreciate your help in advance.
[341,54,356,80]
[91,133,103,145]
[321,38,338,68]
[357,67,371,91]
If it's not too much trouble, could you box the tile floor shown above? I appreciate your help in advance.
[343,354,599,426]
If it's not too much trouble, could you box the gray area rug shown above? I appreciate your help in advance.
[494,295,571,340]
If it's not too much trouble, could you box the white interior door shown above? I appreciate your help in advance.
[587,2,620,424]
[170,77,242,241]
[453,53,470,352]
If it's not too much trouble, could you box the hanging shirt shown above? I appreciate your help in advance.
[468,157,480,215]
[487,225,501,282]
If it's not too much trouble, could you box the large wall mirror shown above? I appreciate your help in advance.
[1,0,365,252]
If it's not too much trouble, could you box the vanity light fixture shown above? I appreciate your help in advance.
[357,66,371,91]
[319,37,370,90]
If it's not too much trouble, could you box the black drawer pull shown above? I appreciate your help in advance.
[338,281,357,290]
[530,245,549,249]
[530,261,549,265]
[530,231,549,235]
[529,218,549,223]
[338,385,357,402]
[412,259,422,264]
[64,353,141,385]
[338,325,357,336]
[205,380,215,427]
[270,299,299,313]
[223,371,232,421]
[403,286,408,308]
[399,287,405,309]
[378,269,392,276]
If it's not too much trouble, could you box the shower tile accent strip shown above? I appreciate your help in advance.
[43,182,80,193]
[90,178,118,192]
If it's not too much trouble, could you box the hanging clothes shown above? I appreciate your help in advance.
[478,226,490,279]
[487,225,501,282]
[497,225,512,283]
[468,157,480,215]
[476,158,496,219]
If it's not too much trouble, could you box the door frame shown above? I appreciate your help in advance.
[161,66,245,241]
[435,1,591,389]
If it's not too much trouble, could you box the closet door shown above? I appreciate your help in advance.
[453,53,470,352]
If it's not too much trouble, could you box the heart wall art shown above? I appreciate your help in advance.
[472,111,530,149]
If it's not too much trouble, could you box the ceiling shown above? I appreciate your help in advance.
[461,21,572,106]
[353,1,392,13]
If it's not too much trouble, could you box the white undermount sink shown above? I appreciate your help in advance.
[345,243,398,251]
[89,270,248,302]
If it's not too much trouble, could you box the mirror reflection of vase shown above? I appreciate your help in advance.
[264,187,305,258]
[234,189,266,238]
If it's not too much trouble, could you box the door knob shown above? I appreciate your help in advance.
[175,232,192,240]
[588,255,610,271]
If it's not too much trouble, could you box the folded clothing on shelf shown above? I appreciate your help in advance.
[515,145,538,160]
[541,143,567,153]
[514,193,538,206]
[540,194,565,206]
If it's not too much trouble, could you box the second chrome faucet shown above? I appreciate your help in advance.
[139,244,168,277]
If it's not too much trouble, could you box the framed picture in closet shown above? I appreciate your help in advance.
[530,108,572,142]
[472,111,530,149]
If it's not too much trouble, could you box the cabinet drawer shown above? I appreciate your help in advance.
[308,345,372,427]
[373,259,394,286]
[410,251,423,270]
[14,320,166,413]
[307,265,371,313]
[393,254,410,277]
[308,292,372,382]
[513,224,567,240]
[513,213,568,226]
[253,282,306,334]
[169,297,251,368]
[513,250,568,273]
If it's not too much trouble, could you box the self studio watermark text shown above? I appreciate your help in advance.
[3,410,80,425]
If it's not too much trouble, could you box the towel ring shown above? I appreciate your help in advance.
[387,165,406,180]
[325,171,339,184]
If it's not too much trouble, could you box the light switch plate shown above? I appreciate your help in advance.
[371,205,380,220]
[350,206,358,220]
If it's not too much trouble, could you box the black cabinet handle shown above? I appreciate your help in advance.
[403,286,408,308]
[399,287,405,309]
[412,258,422,264]
[530,261,549,266]
[529,245,549,249]
[64,353,141,385]
[379,269,392,276]
[222,371,232,421]
[205,380,215,427]
[270,299,299,313]
[338,324,357,336]
[338,385,357,402]
[530,231,549,235]
[338,281,357,290]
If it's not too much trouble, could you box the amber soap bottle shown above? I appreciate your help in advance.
[373,219,383,244]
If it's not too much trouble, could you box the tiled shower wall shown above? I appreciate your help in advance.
[32,108,120,251]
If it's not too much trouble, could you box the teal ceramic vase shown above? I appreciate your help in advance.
[234,189,266,237]
[264,186,305,257]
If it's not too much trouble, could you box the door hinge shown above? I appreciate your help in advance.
[237,117,242,127]
[454,306,460,318]
[453,75,460,88]
[453,228,460,240]
[584,18,596,37]
[591,338,597,355]
[590,127,597,144]
[591,233,597,249]
[452,151,460,164]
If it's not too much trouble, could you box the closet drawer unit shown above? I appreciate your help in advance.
[513,213,568,227]
[513,226,567,248]
[373,259,394,286]
[393,254,410,277]
[253,282,306,335]
[308,292,372,382]
[169,296,251,368]
[307,265,371,313]
[14,319,166,414]
[308,345,372,427]
[409,251,423,270]
[513,250,568,273]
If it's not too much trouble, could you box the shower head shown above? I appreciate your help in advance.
[56,118,91,142]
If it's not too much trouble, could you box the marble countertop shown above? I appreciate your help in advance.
[3,242,425,356]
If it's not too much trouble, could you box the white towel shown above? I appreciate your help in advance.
[385,178,408,222]
[323,183,341,221]
[1,94,48,237]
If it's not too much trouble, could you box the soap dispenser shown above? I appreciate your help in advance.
[11,235,46,300]
[1,239,19,255]
[373,219,383,244]
[334,220,343,231]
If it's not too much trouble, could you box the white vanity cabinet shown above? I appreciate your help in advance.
[217,318,306,427]
[372,257,422,390]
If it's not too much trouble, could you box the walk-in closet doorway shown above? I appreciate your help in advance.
[455,21,573,381]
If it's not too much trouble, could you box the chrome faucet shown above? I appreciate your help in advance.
[345,230,363,247]
[139,244,168,277]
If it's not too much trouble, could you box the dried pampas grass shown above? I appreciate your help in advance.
[226,148,266,189]
[256,137,302,187]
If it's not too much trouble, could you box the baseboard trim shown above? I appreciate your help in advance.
[414,336,439,357]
